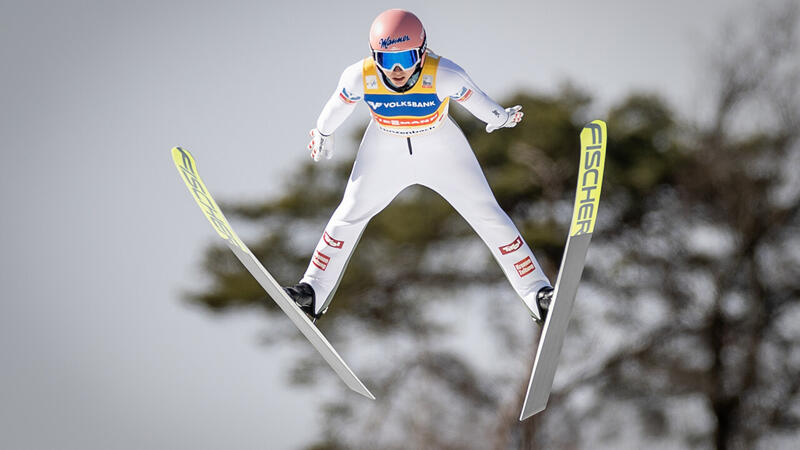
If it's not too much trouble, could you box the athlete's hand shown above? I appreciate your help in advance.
[308,128,334,161]
[486,105,524,133]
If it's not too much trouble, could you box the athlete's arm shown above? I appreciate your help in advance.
[437,57,522,132]
[316,61,364,135]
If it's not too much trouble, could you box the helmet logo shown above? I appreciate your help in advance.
[379,35,410,49]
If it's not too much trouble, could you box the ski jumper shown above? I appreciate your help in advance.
[301,51,551,316]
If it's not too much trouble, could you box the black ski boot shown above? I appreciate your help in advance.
[283,282,323,322]
[533,286,554,324]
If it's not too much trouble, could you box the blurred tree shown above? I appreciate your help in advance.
[185,3,799,449]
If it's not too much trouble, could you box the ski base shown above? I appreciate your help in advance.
[519,120,607,420]
[172,147,374,400]
[520,234,592,419]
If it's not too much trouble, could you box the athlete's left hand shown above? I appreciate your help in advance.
[486,105,523,133]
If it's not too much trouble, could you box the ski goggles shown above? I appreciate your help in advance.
[372,48,424,71]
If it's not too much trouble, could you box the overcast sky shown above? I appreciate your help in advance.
[0,0,765,448]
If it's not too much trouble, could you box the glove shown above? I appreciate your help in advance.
[308,128,334,161]
[486,105,524,133]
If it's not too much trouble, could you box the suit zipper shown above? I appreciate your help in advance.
[406,137,413,155]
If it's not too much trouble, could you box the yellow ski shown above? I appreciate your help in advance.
[520,120,607,420]
[172,147,374,400]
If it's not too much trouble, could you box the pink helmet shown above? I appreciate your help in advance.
[369,9,426,52]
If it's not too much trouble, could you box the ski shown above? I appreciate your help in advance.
[519,120,607,420]
[171,147,375,400]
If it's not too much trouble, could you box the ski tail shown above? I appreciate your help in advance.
[519,120,607,420]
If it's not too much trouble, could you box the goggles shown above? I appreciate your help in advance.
[372,47,424,71]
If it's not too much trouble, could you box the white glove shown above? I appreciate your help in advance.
[486,105,524,133]
[308,128,334,161]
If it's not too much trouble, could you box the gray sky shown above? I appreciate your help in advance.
[0,0,759,448]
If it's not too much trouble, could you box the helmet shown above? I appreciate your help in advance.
[369,9,427,71]
[369,9,426,51]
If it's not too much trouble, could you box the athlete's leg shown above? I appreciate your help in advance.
[300,123,412,314]
[416,119,551,316]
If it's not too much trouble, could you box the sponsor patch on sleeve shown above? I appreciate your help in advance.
[452,86,473,102]
[339,87,361,104]
[499,235,523,255]
[323,231,344,249]
[312,251,331,271]
[514,256,536,277]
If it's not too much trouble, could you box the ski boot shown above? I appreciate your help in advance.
[532,286,554,324]
[283,282,324,323]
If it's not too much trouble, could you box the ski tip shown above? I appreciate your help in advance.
[171,146,196,168]
[584,119,607,130]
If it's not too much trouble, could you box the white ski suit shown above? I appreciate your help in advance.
[300,51,551,317]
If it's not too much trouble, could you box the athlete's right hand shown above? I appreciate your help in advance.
[309,128,334,161]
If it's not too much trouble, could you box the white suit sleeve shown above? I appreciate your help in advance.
[436,57,509,129]
[316,61,364,136]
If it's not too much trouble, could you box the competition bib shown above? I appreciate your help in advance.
[362,51,450,136]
